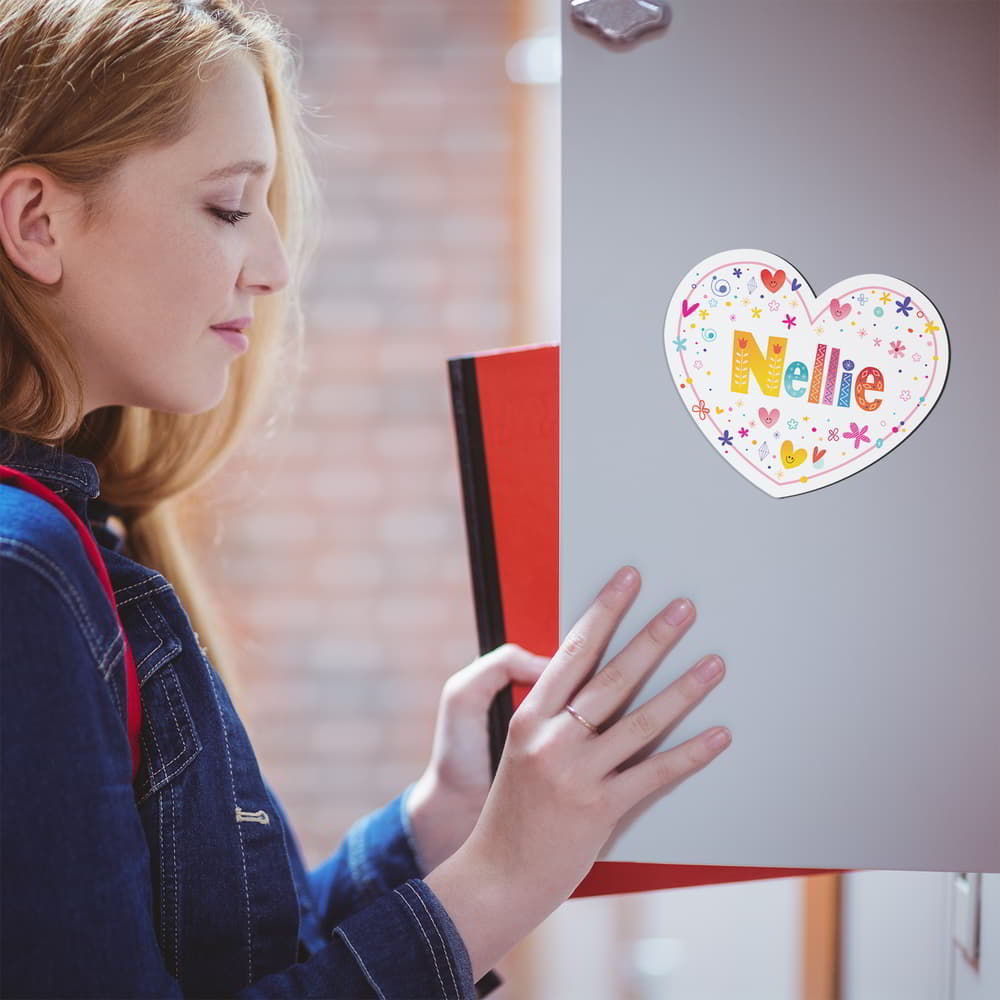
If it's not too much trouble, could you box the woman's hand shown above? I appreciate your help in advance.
[424,565,732,981]
[406,643,549,874]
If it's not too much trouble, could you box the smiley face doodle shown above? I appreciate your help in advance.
[780,440,807,469]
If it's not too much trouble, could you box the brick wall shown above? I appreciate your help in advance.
[195,0,516,870]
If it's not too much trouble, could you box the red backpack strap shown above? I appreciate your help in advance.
[0,464,141,783]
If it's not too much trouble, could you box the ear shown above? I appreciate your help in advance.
[0,165,79,285]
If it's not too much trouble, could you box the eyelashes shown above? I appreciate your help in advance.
[210,207,251,226]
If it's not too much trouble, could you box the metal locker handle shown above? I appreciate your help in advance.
[952,872,982,966]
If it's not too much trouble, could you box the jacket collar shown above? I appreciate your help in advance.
[0,430,126,552]
[0,429,100,502]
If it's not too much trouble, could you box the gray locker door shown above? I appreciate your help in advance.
[561,0,999,871]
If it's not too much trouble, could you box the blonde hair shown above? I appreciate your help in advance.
[0,0,322,707]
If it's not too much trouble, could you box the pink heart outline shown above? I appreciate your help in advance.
[682,299,699,317]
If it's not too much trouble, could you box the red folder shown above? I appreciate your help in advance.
[447,342,845,896]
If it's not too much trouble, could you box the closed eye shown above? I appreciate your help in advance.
[210,207,251,226]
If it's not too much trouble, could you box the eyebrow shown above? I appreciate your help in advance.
[198,159,274,182]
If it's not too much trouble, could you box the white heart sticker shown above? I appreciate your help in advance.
[663,249,949,498]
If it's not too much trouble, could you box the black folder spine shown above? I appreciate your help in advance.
[447,357,511,777]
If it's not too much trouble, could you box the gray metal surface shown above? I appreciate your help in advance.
[561,0,999,870]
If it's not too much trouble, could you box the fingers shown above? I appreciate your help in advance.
[586,654,726,778]
[518,566,640,717]
[564,596,697,731]
[608,724,732,811]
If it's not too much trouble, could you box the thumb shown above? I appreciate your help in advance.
[439,647,550,729]
[450,644,549,704]
[481,642,550,688]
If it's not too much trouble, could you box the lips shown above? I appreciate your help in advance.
[211,316,251,332]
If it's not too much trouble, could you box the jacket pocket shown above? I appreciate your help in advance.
[117,588,203,805]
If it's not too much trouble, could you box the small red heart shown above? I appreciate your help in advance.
[682,299,699,317]
[761,268,785,293]
[813,447,826,463]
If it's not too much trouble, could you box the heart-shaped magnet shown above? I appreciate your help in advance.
[663,249,949,498]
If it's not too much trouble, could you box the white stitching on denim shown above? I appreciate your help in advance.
[135,674,202,806]
[402,882,460,998]
[96,629,124,680]
[0,539,105,659]
[145,711,166,774]
[140,729,154,776]
[333,929,387,1000]
[161,672,188,751]
[1,460,91,489]
[137,605,186,763]
[156,742,199,787]
[139,702,184,799]
[171,782,180,980]
[158,791,166,962]
[162,673,190,777]
[114,578,157,599]
[235,807,270,824]
[168,671,201,761]
[96,631,125,720]
[116,581,173,607]
[0,540,102,653]
[395,886,447,997]
[204,662,254,986]
[135,602,166,671]
[146,721,187,776]
[113,575,169,602]
[158,780,180,979]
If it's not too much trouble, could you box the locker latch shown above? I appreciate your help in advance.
[952,872,982,966]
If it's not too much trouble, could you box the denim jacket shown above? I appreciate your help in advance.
[0,432,501,999]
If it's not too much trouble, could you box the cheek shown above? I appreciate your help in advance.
[67,202,239,356]
[155,213,231,281]
[129,223,237,327]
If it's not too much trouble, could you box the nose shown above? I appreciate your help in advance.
[238,211,290,296]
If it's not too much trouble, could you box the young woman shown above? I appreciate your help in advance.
[0,1,732,996]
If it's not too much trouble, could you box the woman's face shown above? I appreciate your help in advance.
[0,51,289,420]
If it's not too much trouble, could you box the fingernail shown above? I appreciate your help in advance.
[614,566,637,590]
[663,598,693,626]
[707,728,731,751]
[695,655,723,683]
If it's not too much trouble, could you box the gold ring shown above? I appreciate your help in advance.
[565,704,599,734]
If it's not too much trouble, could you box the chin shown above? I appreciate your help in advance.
[189,384,230,415]
[134,378,230,417]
